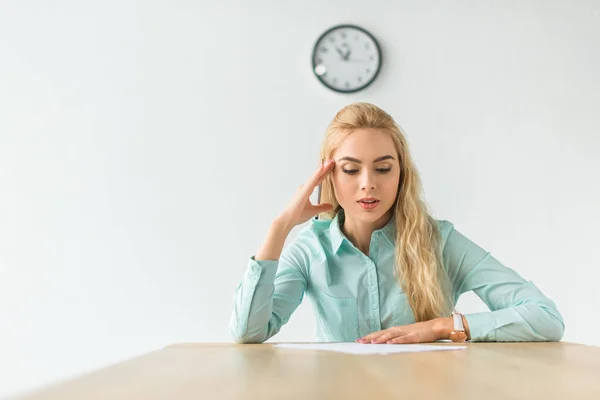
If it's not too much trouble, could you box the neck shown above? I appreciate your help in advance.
[341,210,394,255]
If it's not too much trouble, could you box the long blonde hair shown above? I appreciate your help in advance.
[318,102,452,322]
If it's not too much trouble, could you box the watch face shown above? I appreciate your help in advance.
[312,24,382,93]
[450,331,468,343]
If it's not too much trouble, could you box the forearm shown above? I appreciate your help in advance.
[230,221,308,343]
[255,217,293,261]
[229,260,279,343]
[464,303,564,342]
[435,302,564,342]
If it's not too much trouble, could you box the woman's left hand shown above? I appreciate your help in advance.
[356,318,451,344]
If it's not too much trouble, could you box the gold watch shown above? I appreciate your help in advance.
[449,311,468,343]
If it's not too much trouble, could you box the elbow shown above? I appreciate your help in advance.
[229,323,268,344]
[229,311,274,343]
[231,332,266,344]
[525,304,565,342]
[538,303,565,342]
[508,303,565,342]
[539,316,565,342]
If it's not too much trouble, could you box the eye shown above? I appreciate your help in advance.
[342,167,391,175]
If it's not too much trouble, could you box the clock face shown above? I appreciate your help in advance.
[312,24,382,93]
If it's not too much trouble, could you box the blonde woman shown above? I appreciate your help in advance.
[230,102,564,344]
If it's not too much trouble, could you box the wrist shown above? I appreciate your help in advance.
[461,314,471,340]
[434,317,454,340]
[272,216,293,235]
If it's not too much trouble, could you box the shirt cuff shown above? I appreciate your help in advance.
[247,256,279,284]
[464,312,496,342]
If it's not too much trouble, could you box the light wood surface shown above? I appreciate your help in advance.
[17,342,600,400]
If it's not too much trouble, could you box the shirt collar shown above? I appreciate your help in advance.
[329,209,397,254]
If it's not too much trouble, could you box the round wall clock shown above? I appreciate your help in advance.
[311,24,383,93]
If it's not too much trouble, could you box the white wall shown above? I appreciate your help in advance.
[1,0,599,397]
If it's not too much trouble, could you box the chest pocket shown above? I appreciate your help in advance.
[313,292,359,342]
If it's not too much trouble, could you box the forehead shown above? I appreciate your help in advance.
[333,128,396,159]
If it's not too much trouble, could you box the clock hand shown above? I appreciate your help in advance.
[335,47,346,59]
[343,49,352,60]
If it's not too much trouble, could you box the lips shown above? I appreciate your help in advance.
[358,198,379,204]
[357,198,380,210]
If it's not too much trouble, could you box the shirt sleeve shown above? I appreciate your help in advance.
[442,221,565,342]
[228,239,310,344]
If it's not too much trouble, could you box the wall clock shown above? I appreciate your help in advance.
[311,24,382,93]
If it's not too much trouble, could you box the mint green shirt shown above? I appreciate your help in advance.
[230,210,564,343]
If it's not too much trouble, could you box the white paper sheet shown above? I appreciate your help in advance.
[274,342,467,355]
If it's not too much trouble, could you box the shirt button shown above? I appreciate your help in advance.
[372,304,377,309]
[371,286,376,291]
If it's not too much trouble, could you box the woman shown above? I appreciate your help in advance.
[229,102,564,344]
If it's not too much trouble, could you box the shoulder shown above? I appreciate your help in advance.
[433,218,487,258]
[433,218,456,247]
[282,218,332,263]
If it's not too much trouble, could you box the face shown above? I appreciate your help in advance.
[331,128,401,223]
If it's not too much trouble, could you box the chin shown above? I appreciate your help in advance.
[346,203,393,222]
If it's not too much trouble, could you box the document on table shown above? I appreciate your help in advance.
[274,342,467,355]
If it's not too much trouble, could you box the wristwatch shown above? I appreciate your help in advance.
[449,311,468,343]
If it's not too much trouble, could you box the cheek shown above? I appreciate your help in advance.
[331,176,353,200]
[383,173,401,197]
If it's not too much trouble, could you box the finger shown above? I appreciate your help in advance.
[306,159,335,192]
[372,331,401,344]
[359,329,386,343]
[311,159,335,187]
[387,334,417,344]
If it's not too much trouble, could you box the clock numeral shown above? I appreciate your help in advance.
[370,55,375,61]
[332,78,337,85]
[320,47,328,53]
[365,43,370,49]
[329,37,335,42]
[345,81,350,89]
[357,76,363,83]
[366,68,371,74]
[341,32,347,39]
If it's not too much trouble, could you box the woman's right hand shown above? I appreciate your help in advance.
[277,159,336,229]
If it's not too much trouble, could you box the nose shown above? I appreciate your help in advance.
[360,170,376,191]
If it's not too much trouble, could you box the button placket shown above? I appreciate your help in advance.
[369,233,380,264]
[368,233,381,330]
[366,259,381,331]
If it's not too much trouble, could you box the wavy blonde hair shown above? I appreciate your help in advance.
[318,102,452,322]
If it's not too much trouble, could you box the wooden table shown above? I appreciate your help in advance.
[17,342,600,399]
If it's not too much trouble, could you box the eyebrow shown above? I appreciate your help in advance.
[336,155,395,163]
